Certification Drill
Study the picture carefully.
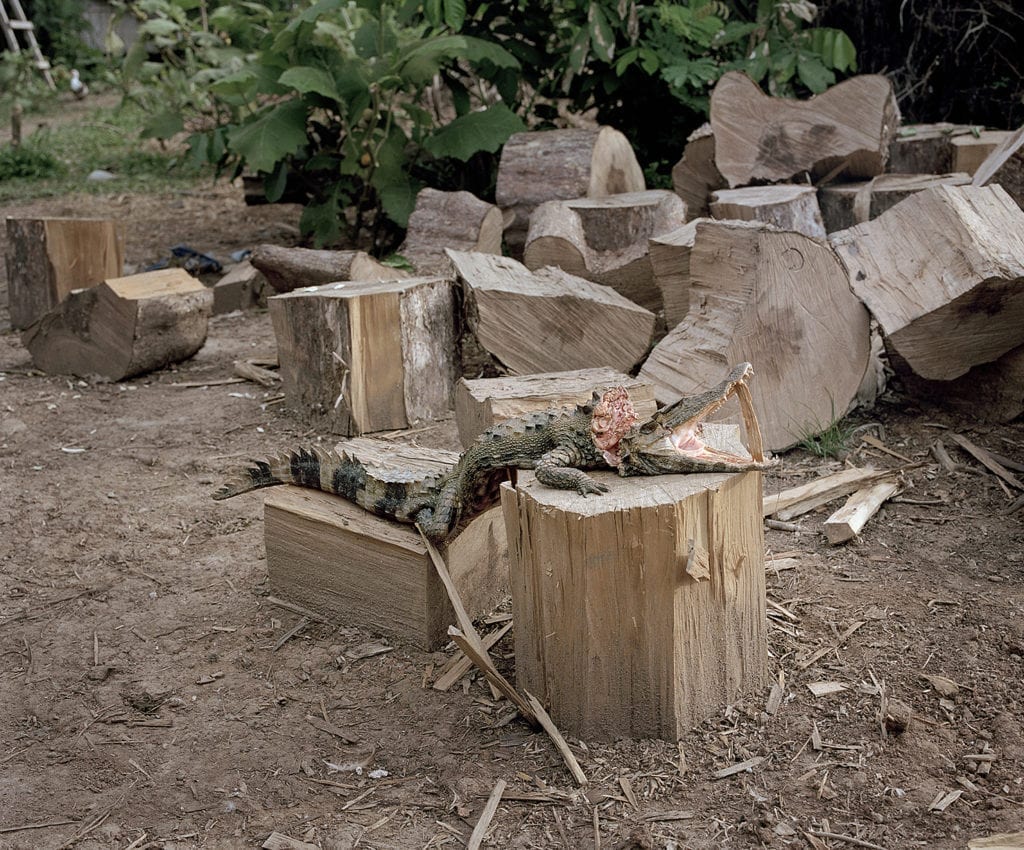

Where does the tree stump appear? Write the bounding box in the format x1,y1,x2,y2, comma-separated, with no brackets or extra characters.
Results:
5,217,125,330
264,439,509,650
447,250,655,376
831,184,1024,381
454,368,658,448
269,277,456,435
639,219,871,451
398,188,505,275
709,184,826,238
21,268,211,381
502,450,768,740
671,123,726,220
817,172,971,232
523,190,686,316
250,244,404,294
951,129,1013,175
496,126,645,255
710,71,899,187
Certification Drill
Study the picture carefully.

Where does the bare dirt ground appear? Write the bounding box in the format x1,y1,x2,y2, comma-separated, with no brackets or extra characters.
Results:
1,184,1023,850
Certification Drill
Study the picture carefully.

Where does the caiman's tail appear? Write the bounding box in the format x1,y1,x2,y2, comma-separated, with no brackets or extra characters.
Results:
212,446,368,502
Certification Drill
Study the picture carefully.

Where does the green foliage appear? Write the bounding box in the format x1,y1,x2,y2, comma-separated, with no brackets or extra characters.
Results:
0,52,59,115
23,0,99,69
0,143,66,180
795,401,856,459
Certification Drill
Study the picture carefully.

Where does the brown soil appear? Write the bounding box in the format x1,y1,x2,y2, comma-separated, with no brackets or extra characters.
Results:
1,186,1022,850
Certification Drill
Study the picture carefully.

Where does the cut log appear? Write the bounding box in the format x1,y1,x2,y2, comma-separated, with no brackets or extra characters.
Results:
264,439,508,650
823,477,902,544
831,184,1024,381
952,129,1013,175
454,368,658,449
971,125,1024,209
639,219,871,451
887,123,978,175
250,244,405,294
269,277,456,434
671,123,726,220
21,268,211,381
496,126,645,256
5,216,125,330
710,71,899,187
212,259,267,314
709,184,826,238
523,190,686,316
502,451,768,740
817,172,971,232
398,188,505,276
447,250,655,376
648,220,699,331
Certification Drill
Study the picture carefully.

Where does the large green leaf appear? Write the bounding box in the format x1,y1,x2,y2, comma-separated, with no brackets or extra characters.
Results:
588,4,615,63
443,0,467,31
279,65,341,100
377,179,421,228
423,102,525,162
227,100,308,174
141,109,185,140
795,52,835,93
300,194,342,246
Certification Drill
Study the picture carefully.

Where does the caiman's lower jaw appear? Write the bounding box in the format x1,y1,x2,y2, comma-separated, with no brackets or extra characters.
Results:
665,421,757,467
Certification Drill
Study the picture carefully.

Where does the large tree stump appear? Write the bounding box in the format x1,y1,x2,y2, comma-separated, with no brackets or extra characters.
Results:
496,126,645,255
671,123,726,220
269,277,456,434
831,184,1024,381
264,439,508,650
709,184,826,238
447,250,655,376
710,72,899,187
951,129,1013,175
502,451,768,740
21,269,211,381
250,244,404,294
817,172,971,232
5,217,125,330
523,190,686,316
397,188,505,276
454,368,658,448
639,219,871,451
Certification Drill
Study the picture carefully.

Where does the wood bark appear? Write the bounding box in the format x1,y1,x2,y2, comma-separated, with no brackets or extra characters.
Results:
447,250,655,377
831,184,1024,381
502,454,767,740
250,244,404,294
710,72,899,187
5,216,125,329
21,268,211,381
817,172,971,232
398,188,505,275
212,259,267,314
951,129,1013,175
454,368,658,448
648,220,699,332
887,123,978,175
495,126,646,255
639,219,870,451
671,123,726,220
269,277,456,435
709,184,826,238
523,190,686,317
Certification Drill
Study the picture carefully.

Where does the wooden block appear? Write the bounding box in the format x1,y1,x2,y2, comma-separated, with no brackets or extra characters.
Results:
212,259,267,314
21,268,211,381
269,277,456,435
831,184,1024,381
972,125,1024,210
648,220,698,331
265,487,509,650
671,123,725,220
887,123,977,175
398,188,504,275
454,368,658,448
817,173,971,232
709,184,826,238
5,216,125,329
502,460,768,741
823,478,901,544
952,129,1013,175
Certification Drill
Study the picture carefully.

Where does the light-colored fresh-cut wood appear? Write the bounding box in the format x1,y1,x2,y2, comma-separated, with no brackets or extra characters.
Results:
887,123,978,175
269,277,455,435
398,188,505,275
823,478,902,544
709,184,826,238
447,249,654,376
818,173,971,232
21,268,211,381
5,216,125,329
523,190,686,316
649,220,699,331
671,123,725,220
496,126,645,255
971,125,1024,208
710,72,899,187
763,466,888,521
454,368,658,448
639,219,871,451
502,456,767,741
250,244,405,294
951,129,1013,175
831,184,1024,381
212,259,267,314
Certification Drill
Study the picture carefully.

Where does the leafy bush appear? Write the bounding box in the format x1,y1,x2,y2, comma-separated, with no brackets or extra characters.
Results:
0,143,66,180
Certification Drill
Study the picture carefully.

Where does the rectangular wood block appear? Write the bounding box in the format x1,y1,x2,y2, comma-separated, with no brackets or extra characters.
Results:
502,466,767,741
269,277,456,435
264,486,509,650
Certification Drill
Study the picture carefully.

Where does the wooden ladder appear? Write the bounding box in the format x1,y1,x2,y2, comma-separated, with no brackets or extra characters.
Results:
0,0,56,90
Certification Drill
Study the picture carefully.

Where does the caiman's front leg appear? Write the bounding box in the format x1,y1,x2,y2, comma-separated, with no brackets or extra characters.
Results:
535,445,608,495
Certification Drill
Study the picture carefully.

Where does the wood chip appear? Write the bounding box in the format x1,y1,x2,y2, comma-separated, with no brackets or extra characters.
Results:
929,788,963,812
640,810,695,822
466,779,506,850
921,673,960,698
764,467,888,520
712,756,764,779
797,620,866,670
433,621,513,692
968,832,1024,849
949,433,1024,491
262,832,320,850
807,681,848,697
305,714,358,744
823,477,902,544
524,692,587,787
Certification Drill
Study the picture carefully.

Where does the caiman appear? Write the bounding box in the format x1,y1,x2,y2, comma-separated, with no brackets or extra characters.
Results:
213,362,773,543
